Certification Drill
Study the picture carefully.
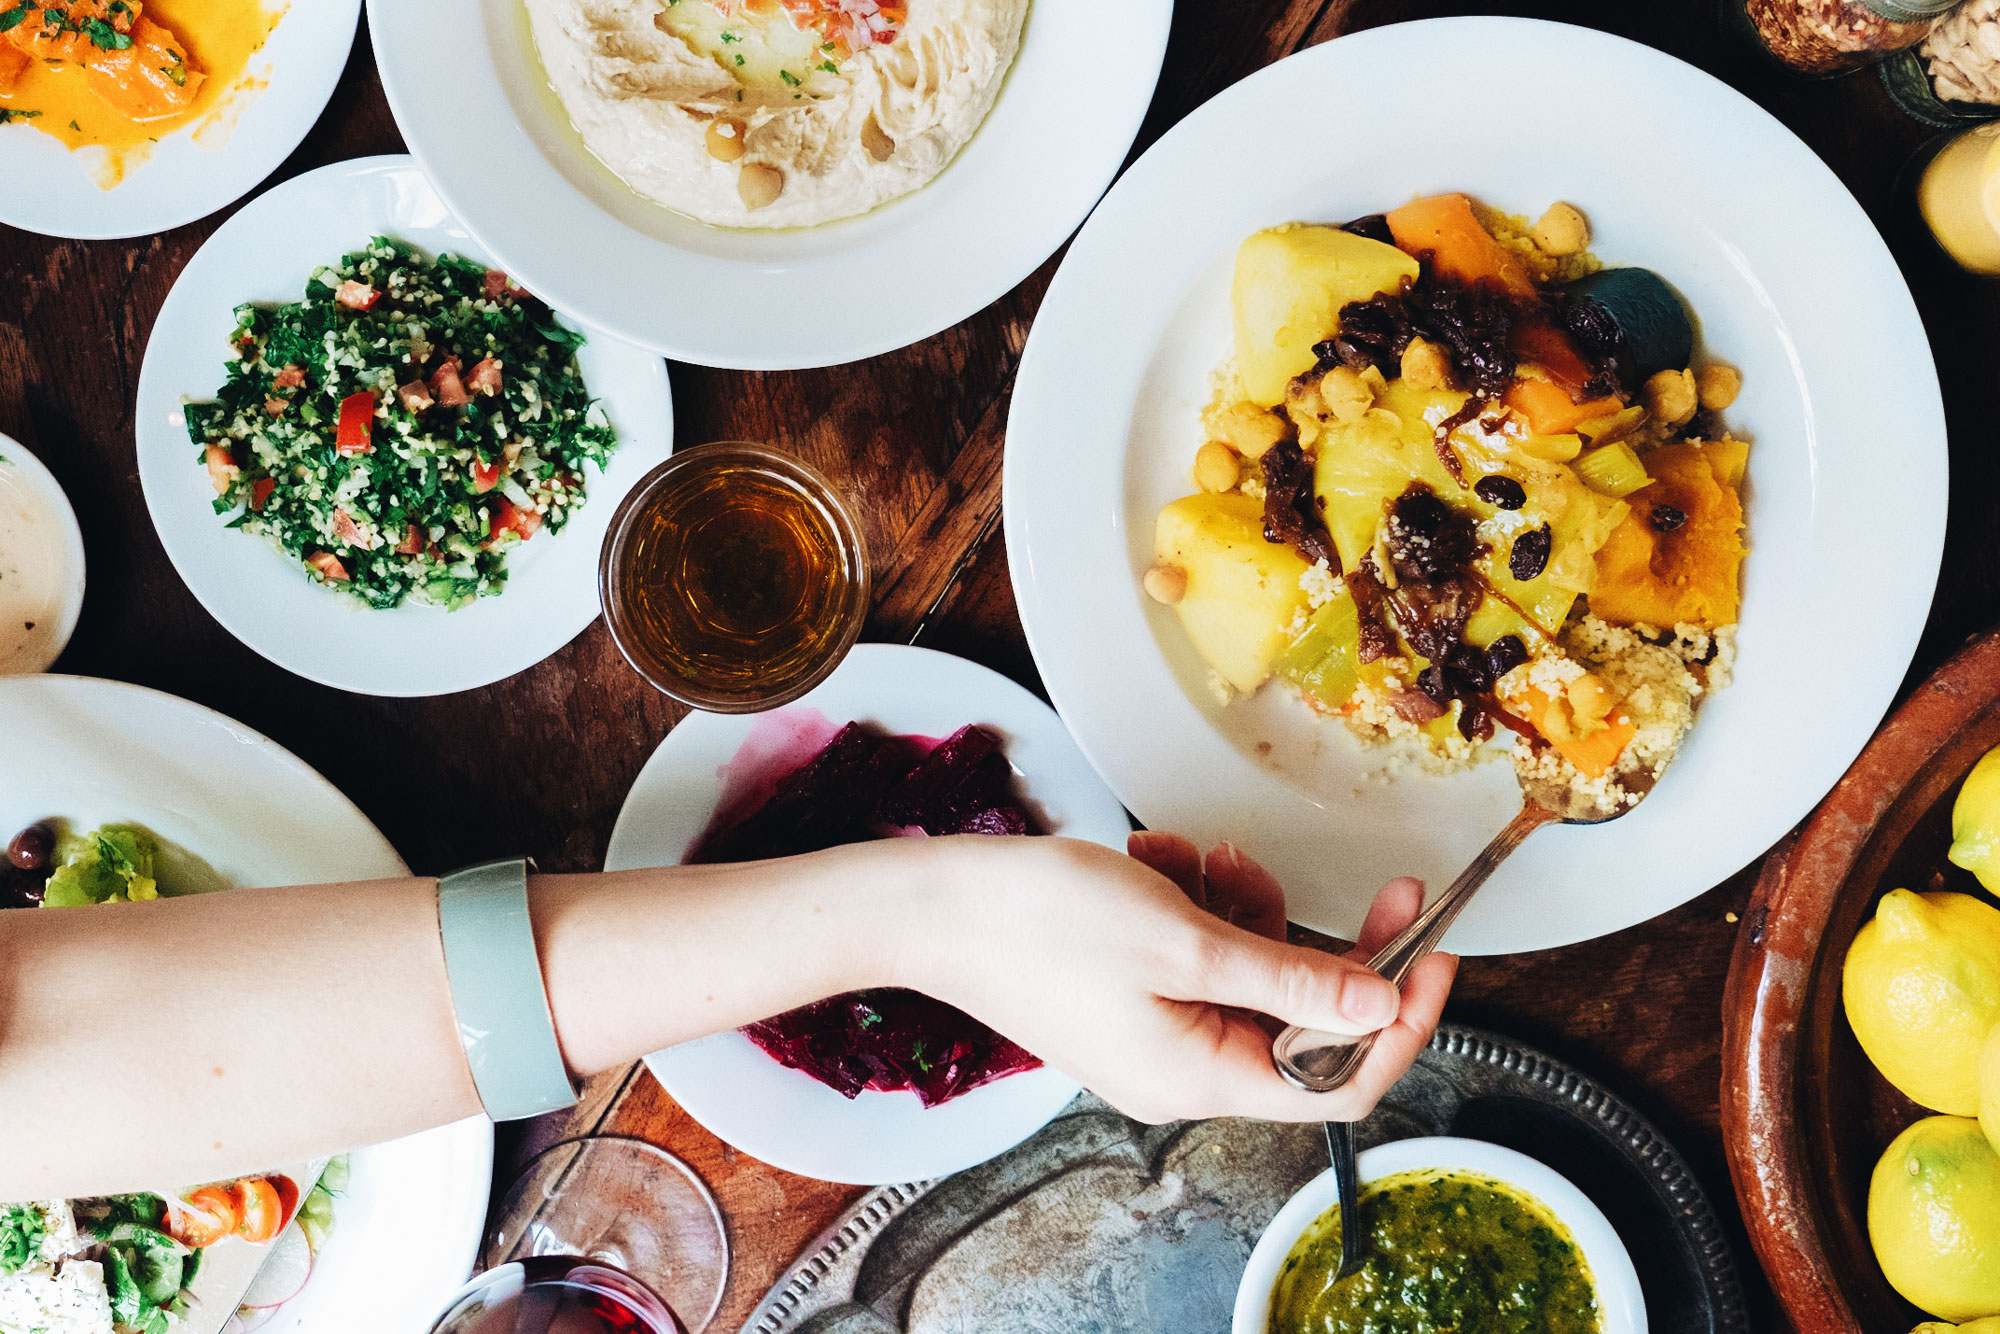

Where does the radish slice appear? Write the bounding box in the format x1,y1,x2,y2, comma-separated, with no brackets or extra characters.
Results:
232,1307,277,1332
240,1223,313,1309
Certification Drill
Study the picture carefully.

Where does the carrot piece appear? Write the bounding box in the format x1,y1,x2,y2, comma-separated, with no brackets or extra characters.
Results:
1503,376,1625,436
1386,193,1537,299
1511,318,1599,399
1507,684,1636,779
0,43,31,94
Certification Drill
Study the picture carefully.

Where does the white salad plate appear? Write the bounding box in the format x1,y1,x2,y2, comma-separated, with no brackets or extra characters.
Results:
1004,17,1948,956
1231,1137,1647,1334
0,432,87,675
0,675,492,1332
606,643,1132,1185
134,155,673,698
366,0,1172,369
0,0,361,240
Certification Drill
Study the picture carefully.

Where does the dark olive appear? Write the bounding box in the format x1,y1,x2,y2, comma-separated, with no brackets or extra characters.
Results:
7,823,53,872
1509,525,1553,581
1650,504,1688,533
1473,475,1527,510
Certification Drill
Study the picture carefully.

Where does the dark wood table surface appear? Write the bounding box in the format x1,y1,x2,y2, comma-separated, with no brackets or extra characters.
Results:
6,1,1997,1330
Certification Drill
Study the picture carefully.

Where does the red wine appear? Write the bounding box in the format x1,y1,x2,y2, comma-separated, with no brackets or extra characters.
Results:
430,1257,687,1334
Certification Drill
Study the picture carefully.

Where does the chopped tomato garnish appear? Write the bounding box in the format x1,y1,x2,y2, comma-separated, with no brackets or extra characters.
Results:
204,444,239,495
332,507,374,549
273,364,307,389
264,396,288,416
397,379,434,413
471,460,502,494
335,280,381,311
305,552,350,582
465,356,503,397
334,390,376,456
482,269,527,301
485,499,542,547
250,477,276,511
431,357,468,408
395,523,426,555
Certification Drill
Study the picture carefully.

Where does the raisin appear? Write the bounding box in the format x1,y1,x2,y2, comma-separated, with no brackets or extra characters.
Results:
1485,634,1529,682
1509,525,1553,581
1474,475,1526,510
1650,504,1688,533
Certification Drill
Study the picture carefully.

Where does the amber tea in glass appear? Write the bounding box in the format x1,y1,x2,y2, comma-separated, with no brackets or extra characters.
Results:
600,443,868,711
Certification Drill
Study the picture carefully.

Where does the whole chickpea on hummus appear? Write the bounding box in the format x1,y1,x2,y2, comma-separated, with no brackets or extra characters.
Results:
526,0,1029,228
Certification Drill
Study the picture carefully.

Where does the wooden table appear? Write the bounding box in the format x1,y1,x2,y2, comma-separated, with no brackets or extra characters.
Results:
6,1,1995,1330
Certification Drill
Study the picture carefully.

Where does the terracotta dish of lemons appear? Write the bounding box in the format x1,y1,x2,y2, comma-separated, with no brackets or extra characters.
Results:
1144,194,1747,820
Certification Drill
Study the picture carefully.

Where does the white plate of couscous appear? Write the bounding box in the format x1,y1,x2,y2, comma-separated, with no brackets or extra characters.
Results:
134,155,673,697
1004,19,1947,955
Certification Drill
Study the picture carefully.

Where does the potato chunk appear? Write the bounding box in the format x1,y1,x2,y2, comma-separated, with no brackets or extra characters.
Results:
1231,225,1419,408
1154,493,1313,695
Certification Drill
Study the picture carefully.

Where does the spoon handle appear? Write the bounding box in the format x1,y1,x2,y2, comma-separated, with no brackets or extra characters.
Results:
1327,1120,1364,1280
1271,800,1557,1093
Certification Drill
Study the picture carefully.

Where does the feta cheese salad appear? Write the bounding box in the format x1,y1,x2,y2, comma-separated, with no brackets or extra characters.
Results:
0,824,343,1334
184,239,620,610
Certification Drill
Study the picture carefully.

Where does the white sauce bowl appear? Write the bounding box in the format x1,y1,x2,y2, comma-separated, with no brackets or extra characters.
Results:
0,434,86,675
1233,1136,1648,1334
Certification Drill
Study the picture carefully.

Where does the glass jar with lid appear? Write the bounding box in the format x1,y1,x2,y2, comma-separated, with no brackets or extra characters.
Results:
1736,0,1964,76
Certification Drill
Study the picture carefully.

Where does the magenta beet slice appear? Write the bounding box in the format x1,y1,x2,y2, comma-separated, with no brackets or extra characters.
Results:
875,726,1043,836
745,988,1043,1107
690,723,923,863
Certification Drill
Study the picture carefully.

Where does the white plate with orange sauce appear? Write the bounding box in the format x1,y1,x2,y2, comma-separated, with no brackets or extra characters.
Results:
0,0,360,240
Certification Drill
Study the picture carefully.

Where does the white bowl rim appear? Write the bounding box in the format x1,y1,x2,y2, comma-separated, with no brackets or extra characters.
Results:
0,433,87,675
1232,1135,1648,1334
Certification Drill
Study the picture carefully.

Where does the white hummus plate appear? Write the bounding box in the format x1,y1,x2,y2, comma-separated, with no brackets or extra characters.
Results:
366,0,1172,369
134,155,673,698
0,0,360,240
607,644,1131,1185
1004,19,1947,955
0,675,492,1333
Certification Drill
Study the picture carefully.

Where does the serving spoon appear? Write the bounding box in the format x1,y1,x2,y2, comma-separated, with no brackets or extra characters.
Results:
1276,770,1637,1279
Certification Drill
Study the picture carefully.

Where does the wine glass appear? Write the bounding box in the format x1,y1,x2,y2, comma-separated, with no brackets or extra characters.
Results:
430,1137,729,1333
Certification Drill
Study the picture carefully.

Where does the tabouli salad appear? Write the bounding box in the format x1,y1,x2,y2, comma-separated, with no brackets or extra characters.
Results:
0,824,344,1334
184,239,619,610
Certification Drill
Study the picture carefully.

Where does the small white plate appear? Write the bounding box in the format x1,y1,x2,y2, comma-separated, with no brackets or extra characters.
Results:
0,675,492,1333
1004,17,1948,955
366,0,1172,369
0,433,86,675
0,0,360,240
606,644,1132,1185
1233,1137,1647,1334
134,155,673,698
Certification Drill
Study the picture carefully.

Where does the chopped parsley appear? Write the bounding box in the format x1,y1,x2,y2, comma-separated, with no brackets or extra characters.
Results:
82,16,131,49
818,59,838,74
718,28,738,41
67,117,79,130
0,107,41,122
734,52,743,65
0,3,26,31
778,68,800,86
0,1204,46,1277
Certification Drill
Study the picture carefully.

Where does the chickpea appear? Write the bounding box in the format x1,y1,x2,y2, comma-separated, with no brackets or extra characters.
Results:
1642,368,1698,429
1540,696,1577,744
1193,441,1241,494
737,163,785,211
705,117,748,163
1318,365,1375,424
1531,202,1591,257
860,115,896,162
1566,672,1617,724
1695,364,1742,412
1208,400,1288,458
1400,338,1455,391
1143,562,1188,605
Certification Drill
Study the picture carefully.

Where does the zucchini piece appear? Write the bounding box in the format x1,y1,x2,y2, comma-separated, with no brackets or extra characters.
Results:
1574,441,1653,498
1558,268,1694,389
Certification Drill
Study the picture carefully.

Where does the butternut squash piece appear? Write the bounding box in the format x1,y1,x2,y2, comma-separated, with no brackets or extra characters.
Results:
1385,193,1537,299
1504,375,1625,437
1505,682,1636,779
1588,441,1746,628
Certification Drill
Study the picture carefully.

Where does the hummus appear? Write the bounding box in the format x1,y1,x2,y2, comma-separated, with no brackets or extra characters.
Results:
526,0,1030,228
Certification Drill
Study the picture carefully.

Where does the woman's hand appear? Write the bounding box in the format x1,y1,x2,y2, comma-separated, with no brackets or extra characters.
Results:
906,833,1456,1124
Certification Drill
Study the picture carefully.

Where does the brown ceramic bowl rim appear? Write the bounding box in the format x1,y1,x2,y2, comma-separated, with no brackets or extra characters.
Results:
597,442,870,713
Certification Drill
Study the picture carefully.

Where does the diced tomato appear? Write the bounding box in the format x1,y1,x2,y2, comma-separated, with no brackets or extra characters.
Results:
335,280,381,311
430,357,468,408
273,364,307,389
395,523,426,555
204,445,239,495
486,499,542,547
305,552,350,582
334,390,376,456
167,1186,239,1249
250,477,276,511
465,357,503,397
483,268,525,301
471,460,502,494
234,1177,283,1244
265,396,288,416
397,380,434,413
270,1175,301,1229
332,507,373,548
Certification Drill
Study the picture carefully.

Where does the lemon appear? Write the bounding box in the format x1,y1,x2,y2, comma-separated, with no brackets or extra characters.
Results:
1914,1322,2000,1334
1953,745,2000,893
1845,890,2000,1115
1871,1116,2000,1321
1982,1024,2000,1159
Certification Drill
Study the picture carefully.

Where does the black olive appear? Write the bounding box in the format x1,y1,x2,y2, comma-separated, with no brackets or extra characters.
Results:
1341,214,1394,244
7,823,52,872
1509,525,1553,581
1650,504,1688,533
1473,475,1527,510
1485,635,1529,681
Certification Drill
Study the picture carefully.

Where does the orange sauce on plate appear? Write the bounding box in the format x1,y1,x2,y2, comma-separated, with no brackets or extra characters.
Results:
0,0,283,187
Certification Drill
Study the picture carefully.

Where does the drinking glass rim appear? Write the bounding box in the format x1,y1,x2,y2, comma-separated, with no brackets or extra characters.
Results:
597,441,871,714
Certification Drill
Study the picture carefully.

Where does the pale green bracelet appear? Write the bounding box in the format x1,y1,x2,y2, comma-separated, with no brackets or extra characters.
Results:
436,858,578,1121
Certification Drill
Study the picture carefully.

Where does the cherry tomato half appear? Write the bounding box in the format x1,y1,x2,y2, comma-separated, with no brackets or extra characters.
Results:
168,1186,239,1248
234,1177,283,1244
